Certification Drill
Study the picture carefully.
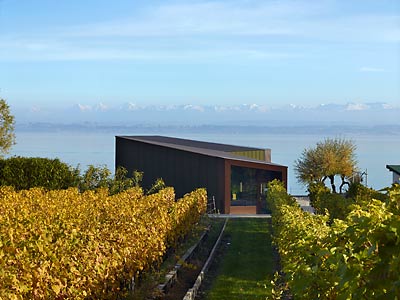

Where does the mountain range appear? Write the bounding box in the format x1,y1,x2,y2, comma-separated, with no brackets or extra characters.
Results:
14,101,400,128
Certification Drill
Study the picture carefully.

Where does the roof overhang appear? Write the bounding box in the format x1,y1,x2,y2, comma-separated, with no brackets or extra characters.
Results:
386,165,400,176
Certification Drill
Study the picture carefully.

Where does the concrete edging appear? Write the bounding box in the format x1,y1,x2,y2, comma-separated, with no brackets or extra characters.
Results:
182,218,228,300
157,226,210,295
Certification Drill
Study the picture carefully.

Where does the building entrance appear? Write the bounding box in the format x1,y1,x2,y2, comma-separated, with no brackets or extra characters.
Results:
230,166,270,214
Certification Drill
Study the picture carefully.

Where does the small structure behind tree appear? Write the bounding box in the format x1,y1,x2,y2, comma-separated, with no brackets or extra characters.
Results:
386,165,400,185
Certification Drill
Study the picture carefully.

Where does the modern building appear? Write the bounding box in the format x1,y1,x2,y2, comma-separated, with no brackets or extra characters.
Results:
115,136,287,214
386,165,400,185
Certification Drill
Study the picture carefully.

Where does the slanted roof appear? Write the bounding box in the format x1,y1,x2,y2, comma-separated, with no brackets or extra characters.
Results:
386,165,400,175
117,135,284,167
123,135,264,152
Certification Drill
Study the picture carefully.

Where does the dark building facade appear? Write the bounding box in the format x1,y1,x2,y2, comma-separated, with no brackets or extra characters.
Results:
115,136,287,214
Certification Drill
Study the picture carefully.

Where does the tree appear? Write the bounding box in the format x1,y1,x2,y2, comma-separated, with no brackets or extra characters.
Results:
0,99,16,156
78,165,143,194
294,138,357,193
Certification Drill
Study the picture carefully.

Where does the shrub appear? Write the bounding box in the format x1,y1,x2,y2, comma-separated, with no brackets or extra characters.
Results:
0,157,142,195
0,156,79,190
78,165,143,195
315,192,354,221
310,182,388,221
78,164,111,191
347,182,388,203
308,182,330,208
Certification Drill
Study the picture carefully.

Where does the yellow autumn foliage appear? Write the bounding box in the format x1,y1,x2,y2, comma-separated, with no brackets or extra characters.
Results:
0,186,207,299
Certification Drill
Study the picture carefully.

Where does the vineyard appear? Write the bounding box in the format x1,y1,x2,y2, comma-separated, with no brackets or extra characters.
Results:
0,186,207,299
267,180,400,299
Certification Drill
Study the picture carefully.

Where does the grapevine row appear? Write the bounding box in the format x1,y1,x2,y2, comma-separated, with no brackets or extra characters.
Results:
0,186,207,299
267,180,400,299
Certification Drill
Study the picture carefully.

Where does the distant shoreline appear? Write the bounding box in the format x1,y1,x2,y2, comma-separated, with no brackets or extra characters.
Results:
15,122,400,136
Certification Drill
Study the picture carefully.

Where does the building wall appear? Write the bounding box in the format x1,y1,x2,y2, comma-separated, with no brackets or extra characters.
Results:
116,137,287,214
393,173,400,184
231,149,271,162
115,137,226,211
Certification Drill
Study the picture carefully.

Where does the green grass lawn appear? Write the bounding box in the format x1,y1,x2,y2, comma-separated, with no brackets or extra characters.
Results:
204,218,274,300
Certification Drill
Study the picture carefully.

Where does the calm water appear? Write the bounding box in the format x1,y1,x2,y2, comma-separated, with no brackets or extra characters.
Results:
9,130,399,195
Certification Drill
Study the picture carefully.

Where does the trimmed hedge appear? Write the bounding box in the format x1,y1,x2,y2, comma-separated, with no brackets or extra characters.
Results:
0,157,79,190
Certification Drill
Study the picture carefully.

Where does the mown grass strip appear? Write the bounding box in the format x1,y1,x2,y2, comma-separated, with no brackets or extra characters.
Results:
204,218,274,300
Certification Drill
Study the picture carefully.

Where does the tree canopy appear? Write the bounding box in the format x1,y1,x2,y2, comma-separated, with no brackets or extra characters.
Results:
294,138,357,193
0,99,15,156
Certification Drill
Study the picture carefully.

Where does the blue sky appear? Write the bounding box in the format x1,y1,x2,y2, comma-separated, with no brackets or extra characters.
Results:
1,0,399,110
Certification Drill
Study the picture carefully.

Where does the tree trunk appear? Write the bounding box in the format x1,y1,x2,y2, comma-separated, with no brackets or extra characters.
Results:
339,175,350,194
329,175,336,193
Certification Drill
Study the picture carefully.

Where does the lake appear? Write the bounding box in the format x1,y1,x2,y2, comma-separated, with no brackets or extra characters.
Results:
9,129,399,195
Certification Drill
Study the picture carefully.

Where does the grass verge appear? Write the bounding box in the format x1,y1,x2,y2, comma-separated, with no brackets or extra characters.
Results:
201,218,274,300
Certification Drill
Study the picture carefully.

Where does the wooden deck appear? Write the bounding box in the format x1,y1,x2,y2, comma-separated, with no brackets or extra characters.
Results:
229,205,257,215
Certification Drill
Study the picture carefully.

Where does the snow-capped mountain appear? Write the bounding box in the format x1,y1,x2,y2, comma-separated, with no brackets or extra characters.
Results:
12,101,400,127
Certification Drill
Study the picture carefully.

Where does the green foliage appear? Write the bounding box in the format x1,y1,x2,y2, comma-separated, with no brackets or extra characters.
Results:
0,157,142,195
0,99,16,156
79,164,110,191
78,165,144,195
319,138,357,179
309,182,353,221
308,182,330,207
294,138,357,193
385,183,400,214
108,167,143,195
266,179,298,212
310,182,388,222
0,156,79,190
268,180,334,298
294,145,325,184
267,181,400,299
77,165,143,194
332,196,400,299
146,178,166,195
347,182,388,203
315,193,354,222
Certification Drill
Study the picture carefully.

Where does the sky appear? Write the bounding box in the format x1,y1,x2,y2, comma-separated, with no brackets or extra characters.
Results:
0,0,399,111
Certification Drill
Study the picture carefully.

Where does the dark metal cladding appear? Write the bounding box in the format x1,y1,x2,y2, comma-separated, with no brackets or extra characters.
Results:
115,135,287,214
